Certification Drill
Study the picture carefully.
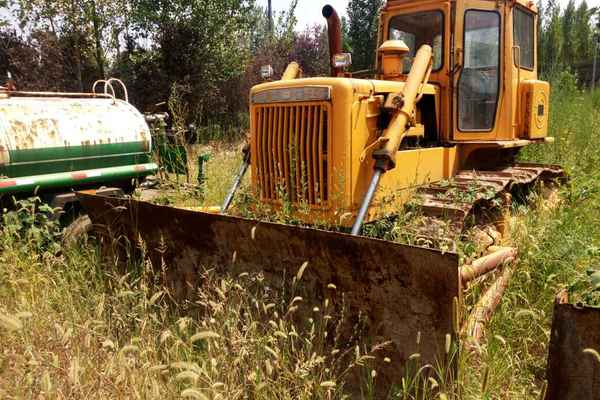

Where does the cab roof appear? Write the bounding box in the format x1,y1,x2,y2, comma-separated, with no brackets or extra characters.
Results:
384,0,537,11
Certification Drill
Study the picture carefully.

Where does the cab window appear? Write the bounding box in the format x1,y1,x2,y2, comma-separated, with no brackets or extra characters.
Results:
388,11,444,73
458,10,501,131
514,7,535,69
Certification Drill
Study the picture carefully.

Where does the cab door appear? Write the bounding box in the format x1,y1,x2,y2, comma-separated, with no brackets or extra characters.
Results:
453,0,505,141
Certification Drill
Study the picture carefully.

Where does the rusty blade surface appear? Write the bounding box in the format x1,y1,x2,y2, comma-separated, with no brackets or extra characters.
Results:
546,290,600,400
79,193,460,394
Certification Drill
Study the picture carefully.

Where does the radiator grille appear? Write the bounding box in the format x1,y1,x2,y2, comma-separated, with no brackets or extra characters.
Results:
254,102,330,206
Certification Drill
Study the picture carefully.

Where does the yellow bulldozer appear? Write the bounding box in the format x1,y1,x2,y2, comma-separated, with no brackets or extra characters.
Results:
80,0,565,393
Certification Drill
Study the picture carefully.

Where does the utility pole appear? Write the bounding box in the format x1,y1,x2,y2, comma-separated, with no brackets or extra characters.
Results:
267,0,273,35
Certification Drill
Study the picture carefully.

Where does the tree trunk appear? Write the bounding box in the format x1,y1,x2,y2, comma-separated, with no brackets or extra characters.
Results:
69,0,84,91
75,38,83,92
90,0,105,78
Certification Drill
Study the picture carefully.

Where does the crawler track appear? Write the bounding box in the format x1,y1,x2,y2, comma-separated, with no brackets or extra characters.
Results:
415,162,567,230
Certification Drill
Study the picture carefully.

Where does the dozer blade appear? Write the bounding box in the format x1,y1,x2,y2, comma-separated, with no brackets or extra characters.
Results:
78,193,460,394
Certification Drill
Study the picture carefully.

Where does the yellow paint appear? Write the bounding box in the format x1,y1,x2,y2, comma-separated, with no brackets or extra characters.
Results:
247,0,552,227
281,62,302,81
519,80,550,139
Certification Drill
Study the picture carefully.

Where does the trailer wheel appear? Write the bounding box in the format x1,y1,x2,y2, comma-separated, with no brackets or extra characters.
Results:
62,214,93,248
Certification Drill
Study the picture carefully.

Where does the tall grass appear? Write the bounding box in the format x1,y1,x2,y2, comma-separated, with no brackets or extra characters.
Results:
460,79,600,398
0,202,371,399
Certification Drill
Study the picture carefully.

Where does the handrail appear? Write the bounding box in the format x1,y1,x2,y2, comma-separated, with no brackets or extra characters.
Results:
92,79,105,96
513,45,521,129
92,78,130,104
106,78,129,103
93,79,116,103
0,90,112,99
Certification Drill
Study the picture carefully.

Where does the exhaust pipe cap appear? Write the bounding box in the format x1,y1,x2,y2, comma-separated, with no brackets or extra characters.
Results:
322,5,334,18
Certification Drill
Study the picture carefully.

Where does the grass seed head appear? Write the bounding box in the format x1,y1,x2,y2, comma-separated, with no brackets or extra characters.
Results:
181,388,209,400
0,313,23,332
583,348,600,363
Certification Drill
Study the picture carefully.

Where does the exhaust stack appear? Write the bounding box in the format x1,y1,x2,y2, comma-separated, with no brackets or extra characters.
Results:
322,5,343,77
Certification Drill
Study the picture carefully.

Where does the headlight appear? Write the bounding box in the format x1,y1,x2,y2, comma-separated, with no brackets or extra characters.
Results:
333,53,352,69
260,65,274,80
252,86,331,104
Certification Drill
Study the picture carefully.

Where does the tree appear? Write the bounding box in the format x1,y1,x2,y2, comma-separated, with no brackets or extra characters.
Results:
9,0,114,89
574,0,593,65
130,0,258,126
346,0,383,71
541,0,563,76
561,0,576,66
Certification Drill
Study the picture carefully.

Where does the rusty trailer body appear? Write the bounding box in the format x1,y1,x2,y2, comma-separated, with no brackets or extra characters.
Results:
546,291,600,400
0,89,157,197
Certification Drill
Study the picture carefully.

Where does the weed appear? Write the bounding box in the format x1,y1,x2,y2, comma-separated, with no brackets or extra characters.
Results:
0,197,61,255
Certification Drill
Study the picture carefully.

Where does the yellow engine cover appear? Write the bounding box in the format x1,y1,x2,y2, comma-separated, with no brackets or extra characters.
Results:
520,80,550,139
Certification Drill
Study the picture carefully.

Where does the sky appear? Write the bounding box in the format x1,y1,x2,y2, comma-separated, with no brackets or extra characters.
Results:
256,0,350,29
258,0,600,30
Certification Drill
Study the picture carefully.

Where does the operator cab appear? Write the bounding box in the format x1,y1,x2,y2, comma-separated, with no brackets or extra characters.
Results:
388,11,443,76
379,0,546,145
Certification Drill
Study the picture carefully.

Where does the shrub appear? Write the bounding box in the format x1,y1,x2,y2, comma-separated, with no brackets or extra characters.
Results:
1,197,61,255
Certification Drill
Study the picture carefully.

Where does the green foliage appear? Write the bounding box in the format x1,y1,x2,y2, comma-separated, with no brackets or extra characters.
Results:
569,263,600,307
561,0,576,66
1,0,329,138
347,0,383,71
592,89,600,108
477,82,600,398
539,0,598,85
540,0,563,77
547,68,579,93
574,0,593,64
1,198,61,255
132,0,257,128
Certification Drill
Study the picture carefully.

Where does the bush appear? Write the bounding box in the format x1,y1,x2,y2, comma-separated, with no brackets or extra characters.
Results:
592,89,600,110
1,198,61,255
548,69,579,95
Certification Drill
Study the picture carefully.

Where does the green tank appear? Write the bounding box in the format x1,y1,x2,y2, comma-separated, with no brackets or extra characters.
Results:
0,88,157,197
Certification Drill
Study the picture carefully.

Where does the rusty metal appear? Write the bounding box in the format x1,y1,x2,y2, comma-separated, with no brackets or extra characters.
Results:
460,247,517,286
0,88,155,195
416,163,567,229
79,193,460,396
322,5,343,77
546,290,600,400
463,262,514,345
221,145,251,213
93,78,129,103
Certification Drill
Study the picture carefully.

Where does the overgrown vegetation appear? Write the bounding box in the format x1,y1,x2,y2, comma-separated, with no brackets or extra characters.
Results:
458,75,600,398
0,199,373,399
